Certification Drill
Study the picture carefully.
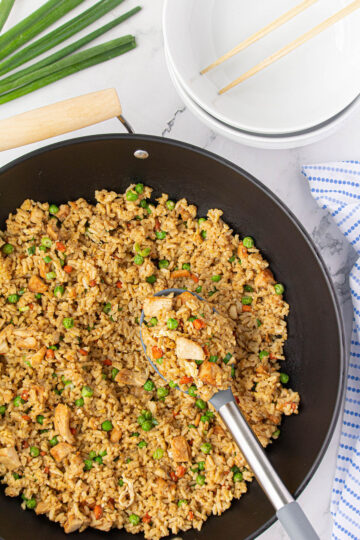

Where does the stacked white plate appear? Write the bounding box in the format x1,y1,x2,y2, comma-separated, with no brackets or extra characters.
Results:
163,0,360,149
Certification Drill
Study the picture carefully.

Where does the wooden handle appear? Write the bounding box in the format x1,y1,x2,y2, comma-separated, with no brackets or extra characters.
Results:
219,0,360,94
0,88,122,151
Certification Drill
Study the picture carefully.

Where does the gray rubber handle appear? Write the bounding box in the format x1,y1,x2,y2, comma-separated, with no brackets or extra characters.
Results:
277,502,319,540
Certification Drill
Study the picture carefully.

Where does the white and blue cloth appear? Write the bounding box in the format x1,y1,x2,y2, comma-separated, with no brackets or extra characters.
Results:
302,161,360,540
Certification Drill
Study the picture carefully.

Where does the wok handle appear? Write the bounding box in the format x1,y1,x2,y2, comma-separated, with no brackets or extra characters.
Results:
0,88,122,152
218,401,319,540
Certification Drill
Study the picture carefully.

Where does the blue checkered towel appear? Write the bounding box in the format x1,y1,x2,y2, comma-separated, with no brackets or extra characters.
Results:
302,161,360,540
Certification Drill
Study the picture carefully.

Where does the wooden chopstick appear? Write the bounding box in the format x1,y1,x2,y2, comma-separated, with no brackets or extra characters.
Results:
219,0,360,94
200,0,319,75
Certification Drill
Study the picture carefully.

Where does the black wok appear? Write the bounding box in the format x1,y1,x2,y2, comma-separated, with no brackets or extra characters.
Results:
0,117,345,540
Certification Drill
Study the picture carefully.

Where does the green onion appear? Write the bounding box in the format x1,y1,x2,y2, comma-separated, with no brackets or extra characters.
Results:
0,36,136,105
41,237,52,248
166,200,175,210
0,0,15,33
195,286,202,293
111,367,119,380
27,246,36,255
146,274,156,284
36,415,44,425
7,294,19,303
54,285,64,297
13,396,24,407
43,255,52,263
138,440,147,448
46,271,56,280
63,317,74,329
243,237,254,248
103,302,111,314
195,399,206,410
196,474,205,486
75,397,84,407
272,429,281,439
200,443,212,454
155,230,166,240
153,448,164,460
274,283,285,295
0,405,6,415
209,355,218,363
223,353,232,364
259,350,269,360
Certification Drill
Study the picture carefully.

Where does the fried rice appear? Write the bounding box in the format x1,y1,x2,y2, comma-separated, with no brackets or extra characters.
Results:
0,183,300,538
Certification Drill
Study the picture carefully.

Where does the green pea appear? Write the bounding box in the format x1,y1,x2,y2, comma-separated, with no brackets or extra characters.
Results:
140,199,149,209
200,443,212,454
30,446,40,457
242,237,254,248
280,372,289,384
178,499,188,506
75,398,84,407
259,350,269,360
195,399,207,410
118,478,124,486
233,471,243,482
256,318,262,327
167,318,178,330
111,367,119,380
135,183,144,194
89,450,97,460
94,456,103,464
209,355,218,363
200,230,207,240
168,380,177,388
146,275,157,284
2,243,14,255
84,459,93,470
138,440,147,448
141,420,153,432
166,200,175,210
54,285,64,297
188,385,197,397
103,302,111,314
27,246,36,255
158,259,169,269
101,420,113,432
81,385,93,397
241,296,253,305
156,231,166,240
36,415,44,425
63,317,74,329
211,275,221,282
13,396,24,407
195,286,202,293
26,498,37,509
134,254,144,265
198,218,206,225
196,474,205,486
49,436,58,447
182,263,191,270
7,294,19,304
143,380,155,392
274,283,285,295
35,293,42,299
273,429,281,439
223,353,232,364
197,461,205,471
49,204,59,215
157,387,169,398
126,190,138,202
148,317,158,327
153,448,164,460
129,514,140,525
43,255,52,263
41,237,52,248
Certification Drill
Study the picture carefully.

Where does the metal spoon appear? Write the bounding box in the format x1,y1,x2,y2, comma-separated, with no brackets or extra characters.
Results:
140,289,318,540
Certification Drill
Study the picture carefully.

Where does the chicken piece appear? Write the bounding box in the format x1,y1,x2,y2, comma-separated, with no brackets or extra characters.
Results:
64,515,84,534
175,337,204,361
28,275,48,293
68,454,84,476
50,442,74,462
35,501,52,515
54,404,75,444
254,269,275,289
115,369,147,387
0,325,11,354
199,361,222,387
16,336,37,349
39,260,50,279
92,519,112,532
29,346,47,368
154,477,176,500
212,425,225,437
143,296,173,317
30,206,44,223
110,428,122,444
170,436,190,462
177,291,194,305
0,447,20,470
46,220,59,241
56,204,70,222
118,477,135,509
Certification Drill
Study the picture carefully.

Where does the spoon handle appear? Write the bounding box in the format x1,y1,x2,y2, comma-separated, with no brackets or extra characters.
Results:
219,400,319,540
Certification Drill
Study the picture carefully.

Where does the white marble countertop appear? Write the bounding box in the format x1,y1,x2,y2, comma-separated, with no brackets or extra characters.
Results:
0,1,359,538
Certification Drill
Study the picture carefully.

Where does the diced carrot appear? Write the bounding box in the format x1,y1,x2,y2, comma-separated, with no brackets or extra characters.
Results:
103,358,112,366
89,280,97,287
269,353,276,360
116,281,122,289
291,403,297,411
21,390,29,401
154,218,161,232
21,415,31,422
193,318,206,330
64,265,73,274
188,511,194,520
44,466,50,474
171,270,191,279
238,245,248,258
93,505,103,520
46,349,55,359
176,465,186,478
179,376,193,385
152,346,163,360
70,427,77,436
79,349,88,356
40,451,46,456
169,471,178,482
28,303,34,310
190,273,199,283
242,305,252,312
142,513,151,524
55,241,66,252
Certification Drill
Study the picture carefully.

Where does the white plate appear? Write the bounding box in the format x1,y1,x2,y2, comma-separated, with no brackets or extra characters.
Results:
163,0,360,135
165,48,360,149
